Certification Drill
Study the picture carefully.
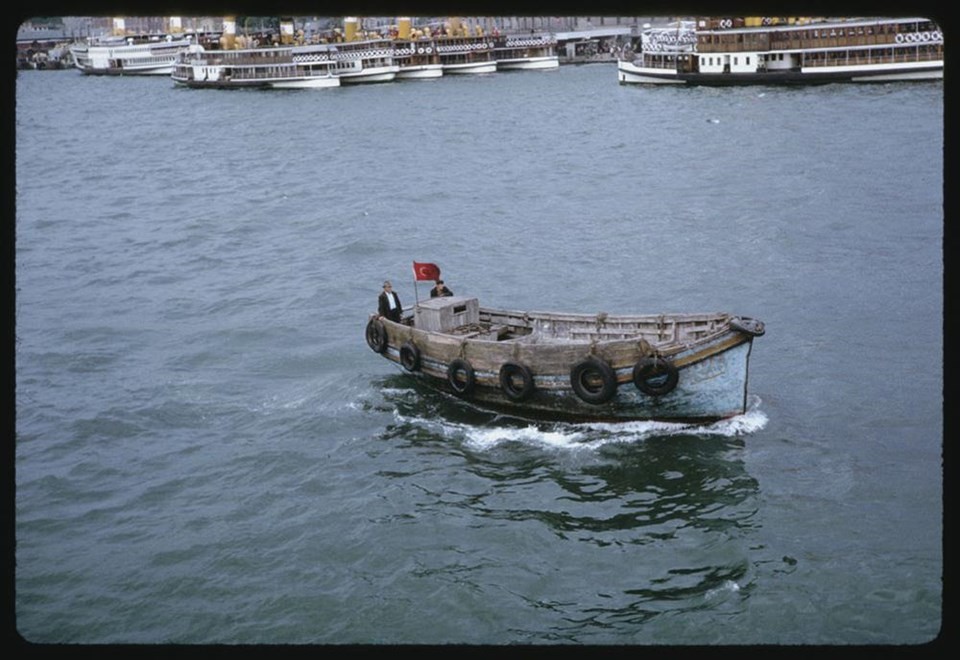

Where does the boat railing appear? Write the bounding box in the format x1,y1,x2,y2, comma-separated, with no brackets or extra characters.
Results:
802,44,943,67
478,308,729,345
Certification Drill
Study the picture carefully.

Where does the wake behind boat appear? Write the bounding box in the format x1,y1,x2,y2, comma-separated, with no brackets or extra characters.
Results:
366,291,764,423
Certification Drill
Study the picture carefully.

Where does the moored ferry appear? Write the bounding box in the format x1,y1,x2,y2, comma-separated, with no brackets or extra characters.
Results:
171,44,339,89
436,35,497,74
393,39,443,79
70,34,201,75
493,33,560,70
392,16,443,79
617,16,943,85
330,39,400,83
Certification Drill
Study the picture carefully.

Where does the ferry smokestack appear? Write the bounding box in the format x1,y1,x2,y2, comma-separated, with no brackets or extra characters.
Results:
221,16,236,49
280,17,294,44
344,17,358,42
398,17,411,40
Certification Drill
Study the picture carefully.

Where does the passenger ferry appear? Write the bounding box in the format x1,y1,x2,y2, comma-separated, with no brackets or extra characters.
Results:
617,16,943,85
492,33,560,70
70,34,201,75
171,44,339,89
435,35,497,74
330,39,400,84
391,17,443,79
393,38,443,79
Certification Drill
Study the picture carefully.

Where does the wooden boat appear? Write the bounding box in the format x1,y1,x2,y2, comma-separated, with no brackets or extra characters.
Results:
366,295,764,422
493,33,560,70
617,16,943,85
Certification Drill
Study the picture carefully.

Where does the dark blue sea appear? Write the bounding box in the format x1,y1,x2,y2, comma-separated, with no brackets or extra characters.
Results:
14,63,943,645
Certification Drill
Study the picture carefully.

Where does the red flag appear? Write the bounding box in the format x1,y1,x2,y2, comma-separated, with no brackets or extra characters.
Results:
412,261,441,281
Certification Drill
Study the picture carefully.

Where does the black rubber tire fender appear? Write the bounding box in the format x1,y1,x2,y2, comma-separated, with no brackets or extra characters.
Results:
365,318,388,353
570,358,617,404
447,358,476,396
399,341,421,372
498,362,535,401
632,356,679,396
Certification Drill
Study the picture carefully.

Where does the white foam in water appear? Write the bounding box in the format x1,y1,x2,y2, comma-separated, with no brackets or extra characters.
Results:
388,396,767,452
466,425,588,450
706,580,742,599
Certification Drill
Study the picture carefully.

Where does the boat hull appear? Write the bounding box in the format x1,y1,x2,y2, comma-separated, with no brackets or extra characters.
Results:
442,61,497,74
618,58,943,85
497,57,560,70
337,65,399,84
367,306,761,423
387,338,753,423
77,64,176,75
268,77,341,89
396,64,443,79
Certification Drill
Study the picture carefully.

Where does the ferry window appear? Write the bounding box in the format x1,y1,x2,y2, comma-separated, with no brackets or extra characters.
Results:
746,56,750,65
734,56,738,65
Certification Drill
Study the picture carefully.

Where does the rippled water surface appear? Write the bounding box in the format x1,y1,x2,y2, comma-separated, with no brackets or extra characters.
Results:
15,65,942,645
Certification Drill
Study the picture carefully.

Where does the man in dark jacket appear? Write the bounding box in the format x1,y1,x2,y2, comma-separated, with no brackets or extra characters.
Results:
378,281,402,322
430,279,453,298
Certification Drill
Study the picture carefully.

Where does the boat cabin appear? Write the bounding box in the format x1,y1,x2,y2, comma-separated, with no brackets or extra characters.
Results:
414,295,479,332
412,296,514,340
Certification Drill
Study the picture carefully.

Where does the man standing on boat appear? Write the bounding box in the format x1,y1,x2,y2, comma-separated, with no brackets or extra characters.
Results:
430,280,453,298
378,281,402,323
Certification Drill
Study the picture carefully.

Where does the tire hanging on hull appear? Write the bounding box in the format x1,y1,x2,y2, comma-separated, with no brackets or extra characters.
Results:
499,362,535,401
400,342,421,371
632,356,679,396
447,358,476,396
365,318,388,353
570,358,617,404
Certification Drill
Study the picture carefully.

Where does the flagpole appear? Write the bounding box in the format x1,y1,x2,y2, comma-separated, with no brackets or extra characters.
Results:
412,262,420,311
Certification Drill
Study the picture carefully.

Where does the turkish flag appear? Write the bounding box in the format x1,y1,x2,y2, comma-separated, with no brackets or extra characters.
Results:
413,261,441,281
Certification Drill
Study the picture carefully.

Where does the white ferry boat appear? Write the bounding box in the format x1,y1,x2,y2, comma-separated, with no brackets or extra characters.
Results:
171,44,339,89
331,39,400,84
393,39,443,79
70,35,200,75
493,33,560,70
389,17,443,79
436,35,497,74
617,16,943,85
